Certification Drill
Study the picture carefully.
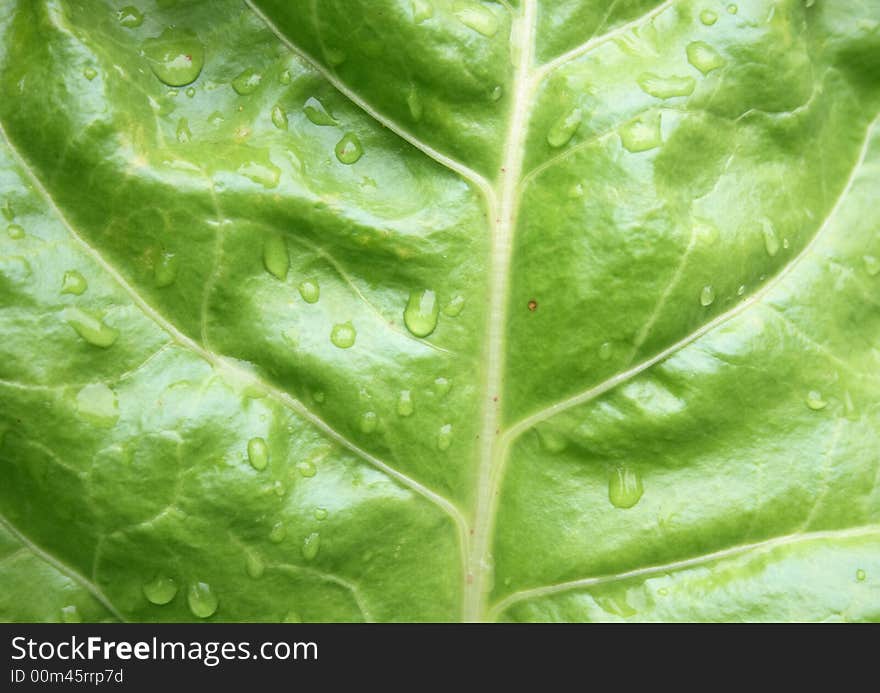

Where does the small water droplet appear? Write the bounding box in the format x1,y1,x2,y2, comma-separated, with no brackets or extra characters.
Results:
437,424,453,451
856,568,867,582
263,233,289,280
314,507,328,520
700,285,715,307
360,411,378,433
619,112,662,152
75,383,119,427
1,199,14,221
279,69,291,85
6,223,24,239
154,252,177,287
117,6,144,28
453,0,498,36
61,269,87,295
536,426,567,453
335,133,363,165
490,85,503,101
864,255,880,276
806,390,827,410
273,480,285,497
143,575,178,605
303,96,337,126
302,532,320,560
687,41,725,74
61,605,82,623
546,107,582,148
761,219,780,256
412,0,434,23
247,437,269,471
783,238,790,250
269,522,287,543
83,66,97,81
187,582,218,618
397,390,414,417
245,553,264,579
443,295,465,317
609,465,644,509
737,284,746,296
727,4,738,14
64,307,118,348
407,87,423,121
433,377,451,397
599,341,613,360
237,160,281,189
637,73,696,99
271,104,288,130
232,68,262,95
403,289,439,337
298,279,320,303
142,28,205,87
297,460,317,477
700,9,718,25
185,86,196,97
175,117,191,144
330,322,356,348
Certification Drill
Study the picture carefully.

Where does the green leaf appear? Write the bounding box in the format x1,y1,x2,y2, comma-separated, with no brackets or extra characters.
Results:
1,0,878,622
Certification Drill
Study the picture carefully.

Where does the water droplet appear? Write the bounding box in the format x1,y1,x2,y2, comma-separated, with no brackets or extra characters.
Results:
143,575,178,605
546,107,582,148
761,219,780,257
303,97,337,126
61,270,87,295
187,581,218,618
330,322,356,348
491,85,503,101
619,112,662,152
263,233,289,280
412,0,434,23
433,377,451,397
273,480,285,497
83,66,98,81
185,86,196,97
282,610,301,623
436,424,453,451
117,6,144,28
6,223,24,239
142,28,205,87
314,507,328,520
297,279,320,304
453,0,499,36
154,252,177,287
360,411,378,433
397,390,414,417
335,133,363,165
727,4,738,14
700,9,718,25
269,522,287,543
247,437,269,471
609,465,644,509
403,289,439,337
700,285,715,307
864,255,880,276
686,41,725,74
637,73,696,99
407,87,423,121
237,160,281,189
232,68,262,95
737,284,746,296
806,390,827,410
537,426,566,453
1,200,14,221
297,460,317,477
64,307,118,348
175,117,191,144
245,553,264,579
271,104,288,130
302,532,320,560
443,295,465,317
61,605,82,623
75,383,119,427
599,341,613,361
856,568,867,581
279,69,291,85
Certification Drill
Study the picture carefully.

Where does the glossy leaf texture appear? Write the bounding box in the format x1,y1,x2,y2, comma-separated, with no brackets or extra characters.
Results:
0,0,878,622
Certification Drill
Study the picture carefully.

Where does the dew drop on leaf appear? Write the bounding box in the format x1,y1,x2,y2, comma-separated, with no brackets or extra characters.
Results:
61,605,82,623
303,97,337,126
83,67,97,81
433,376,451,397
637,74,695,99
187,582,218,618
269,522,287,543
806,391,827,410
360,411,378,433
443,295,465,317
61,269,87,295
437,424,453,451
154,252,178,288
263,233,289,280
397,390,414,417
297,460,317,477
142,28,205,87
245,553,264,579
686,41,725,74
335,133,363,165
6,223,24,239
856,569,867,581
64,307,118,348
237,160,281,189
185,86,196,97
700,9,718,25
314,507,328,521
143,575,178,605
298,279,320,303
231,68,262,95
302,532,321,560
609,466,644,509
762,219,780,256
598,341,613,361
330,322,356,348
75,383,119,427
247,437,269,471
404,289,439,337
619,112,662,152
407,87,423,121
271,104,288,130
546,107,582,148
727,4,738,14
453,1,499,36
175,117,191,144
117,6,144,28
700,285,716,307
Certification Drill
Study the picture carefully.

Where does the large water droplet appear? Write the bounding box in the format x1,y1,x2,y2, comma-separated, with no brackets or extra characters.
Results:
863,255,879,276
238,160,281,189
142,28,205,87
403,289,439,337
397,390,414,417
269,522,287,543
412,0,434,23
437,424,453,451
700,9,718,25
546,107,582,148
247,437,269,471
263,233,289,280
143,575,178,605
700,285,716,307
620,113,662,152
232,68,262,95
330,322,356,348
61,270,87,295
245,553,265,579
761,219,780,257
335,133,363,165
302,532,320,560
187,582,218,618
686,41,725,74
609,466,643,509
637,73,696,99
360,411,378,433
61,605,82,623
443,295,465,317
117,6,144,28
154,252,178,288
75,383,119,427
806,390,827,410
297,460,317,477
64,307,118,348
271,104,288,130
453,1,499,36
303,97,337,126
